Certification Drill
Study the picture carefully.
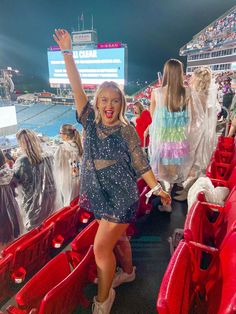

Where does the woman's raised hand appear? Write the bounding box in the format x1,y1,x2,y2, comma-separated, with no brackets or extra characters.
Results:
53,29,72,51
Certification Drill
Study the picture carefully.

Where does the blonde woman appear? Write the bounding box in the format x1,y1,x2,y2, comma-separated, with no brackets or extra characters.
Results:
14,129,56,230
53,29,171,314
54,124,83,206
175,67,219,201
149,59,192,210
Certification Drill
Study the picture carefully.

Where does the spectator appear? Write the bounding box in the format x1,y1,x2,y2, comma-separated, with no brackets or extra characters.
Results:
149,59,192,211
4,151,15,169
133,101,152,149
54,124,83,206
14,129,56,230
0,149,20,250
175,67,219,201
53,29,171,314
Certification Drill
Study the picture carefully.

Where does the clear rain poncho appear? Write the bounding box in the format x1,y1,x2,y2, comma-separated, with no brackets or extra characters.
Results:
13,153,56,230
187,83,219,177
0,164,20,244
54,141,81,206
149,85,219,184
149,87,191,184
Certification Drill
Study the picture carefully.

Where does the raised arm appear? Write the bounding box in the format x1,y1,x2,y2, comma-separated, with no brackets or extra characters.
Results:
53,29,88,116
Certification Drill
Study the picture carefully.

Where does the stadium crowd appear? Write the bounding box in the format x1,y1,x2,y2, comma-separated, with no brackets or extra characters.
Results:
181,9,236,52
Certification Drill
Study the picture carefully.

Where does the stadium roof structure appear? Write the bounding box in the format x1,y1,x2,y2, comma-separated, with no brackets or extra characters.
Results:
180,5,236,56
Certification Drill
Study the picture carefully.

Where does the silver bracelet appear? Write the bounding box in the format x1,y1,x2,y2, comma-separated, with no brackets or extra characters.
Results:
145,183,163,204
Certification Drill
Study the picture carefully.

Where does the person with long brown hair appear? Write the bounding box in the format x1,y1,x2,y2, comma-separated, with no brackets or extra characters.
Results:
53,29,171,314
149,59,192,211
54,124,83,206
13,129,56,230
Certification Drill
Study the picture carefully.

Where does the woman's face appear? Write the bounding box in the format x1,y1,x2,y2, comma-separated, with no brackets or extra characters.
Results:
60,131,69,141
97,88,122,126
133,105,140,115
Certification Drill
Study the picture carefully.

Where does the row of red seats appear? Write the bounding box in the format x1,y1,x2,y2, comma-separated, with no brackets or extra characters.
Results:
157,136,236,313
6,221,99,314
206,136,236,181
0,201,93,304
3,178,154,313
1,178,153,312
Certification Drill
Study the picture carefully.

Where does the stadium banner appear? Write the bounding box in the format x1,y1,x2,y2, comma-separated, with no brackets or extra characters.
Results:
48,47,126,86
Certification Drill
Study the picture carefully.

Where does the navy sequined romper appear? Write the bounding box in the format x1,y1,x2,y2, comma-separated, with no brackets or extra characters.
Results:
77,102,151,224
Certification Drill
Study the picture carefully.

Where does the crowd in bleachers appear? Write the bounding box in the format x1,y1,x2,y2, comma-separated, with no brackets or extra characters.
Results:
181,8,236,52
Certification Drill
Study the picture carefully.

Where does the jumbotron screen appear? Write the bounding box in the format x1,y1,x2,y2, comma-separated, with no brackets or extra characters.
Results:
47,48,126,86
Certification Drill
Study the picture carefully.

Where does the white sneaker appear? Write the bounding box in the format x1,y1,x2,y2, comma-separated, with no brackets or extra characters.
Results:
92,288,115,314
158,205,172,212
112,266,136,288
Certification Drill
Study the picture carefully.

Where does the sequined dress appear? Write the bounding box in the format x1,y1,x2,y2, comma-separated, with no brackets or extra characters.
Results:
77,102,151,223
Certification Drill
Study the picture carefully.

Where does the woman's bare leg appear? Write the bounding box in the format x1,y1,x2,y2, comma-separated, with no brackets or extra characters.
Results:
94,219,129,302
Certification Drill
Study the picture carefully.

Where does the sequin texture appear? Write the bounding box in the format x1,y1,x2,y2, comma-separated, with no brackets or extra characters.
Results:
77,102,151,223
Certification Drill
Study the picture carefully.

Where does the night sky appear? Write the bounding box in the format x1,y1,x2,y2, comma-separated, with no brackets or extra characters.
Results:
0,0,236,89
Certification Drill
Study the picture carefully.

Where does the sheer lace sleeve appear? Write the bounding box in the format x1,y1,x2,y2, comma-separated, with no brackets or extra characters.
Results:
76,101,95,129
122,124,151,178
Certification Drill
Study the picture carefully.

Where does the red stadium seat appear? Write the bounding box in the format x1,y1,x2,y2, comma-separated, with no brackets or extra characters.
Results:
70,195,80,208
184,185,236,248
214,149,234,164
70,196,94,224
158,225,236,314
217,136,235,153
7,247,94,314
1,225,54,284
206,160,232,181
210,166,236,190
70,220,98,257
0,253,13,302
157,240,218,314
70,220,98,283
42,206,79,248
206,225,236,314
157,241,192,314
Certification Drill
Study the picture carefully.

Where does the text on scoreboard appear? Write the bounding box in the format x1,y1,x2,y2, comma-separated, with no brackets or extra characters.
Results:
48,47,126,85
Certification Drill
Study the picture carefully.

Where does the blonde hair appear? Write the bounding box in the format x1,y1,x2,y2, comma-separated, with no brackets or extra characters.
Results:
93,81,129,125
16,129,43,165
192,67,212,93
162,59,186,112
60,124,83,156
133,101,144,116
